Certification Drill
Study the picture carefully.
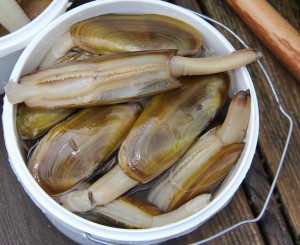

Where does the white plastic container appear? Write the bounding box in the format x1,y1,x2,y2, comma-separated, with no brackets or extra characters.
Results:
2,1,259,244
0,0,69,94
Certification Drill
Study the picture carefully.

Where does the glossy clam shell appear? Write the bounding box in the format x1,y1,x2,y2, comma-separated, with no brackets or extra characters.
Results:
70,14,202,56
16,103,75,139
166,142,244,211
118,73,229,183
28,103,142,195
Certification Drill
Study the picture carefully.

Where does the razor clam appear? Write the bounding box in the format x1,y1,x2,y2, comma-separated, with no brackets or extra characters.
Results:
87,194,211,229
5,49,260,108
118,74,229,183
147,90,251,212
16,103,75,139
28,103,142,195
39,14,202,68
59,73,229,212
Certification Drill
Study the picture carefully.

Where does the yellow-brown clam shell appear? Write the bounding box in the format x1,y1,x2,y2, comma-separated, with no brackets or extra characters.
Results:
70,14,202,56
118,73,230,183
16,103,75,139
28,103,142,195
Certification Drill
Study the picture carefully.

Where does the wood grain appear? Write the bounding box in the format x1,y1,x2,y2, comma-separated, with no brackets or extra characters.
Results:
243,154,294,244
198,0,300,239
226,0,300,82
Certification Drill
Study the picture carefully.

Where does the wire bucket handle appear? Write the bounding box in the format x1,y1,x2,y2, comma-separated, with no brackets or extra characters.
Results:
188,12,294,244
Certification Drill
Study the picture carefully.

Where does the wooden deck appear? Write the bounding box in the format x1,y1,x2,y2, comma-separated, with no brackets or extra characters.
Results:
0,0,299,244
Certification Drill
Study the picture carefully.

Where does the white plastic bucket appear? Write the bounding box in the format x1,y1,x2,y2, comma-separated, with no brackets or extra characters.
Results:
0,0,70,94
2,1,259,244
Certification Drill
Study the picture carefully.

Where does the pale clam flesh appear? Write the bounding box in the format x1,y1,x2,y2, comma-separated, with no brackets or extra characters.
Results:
5,49,260,108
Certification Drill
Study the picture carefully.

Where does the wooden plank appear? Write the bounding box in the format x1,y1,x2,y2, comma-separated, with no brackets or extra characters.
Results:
243,154,294,244
198,0,300,239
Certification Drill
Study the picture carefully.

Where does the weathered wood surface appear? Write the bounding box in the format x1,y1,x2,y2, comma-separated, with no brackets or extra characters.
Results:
193,0,300,241
0,0,299,244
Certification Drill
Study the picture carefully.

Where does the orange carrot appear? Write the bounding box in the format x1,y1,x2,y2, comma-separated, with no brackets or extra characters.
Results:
226,0,300,82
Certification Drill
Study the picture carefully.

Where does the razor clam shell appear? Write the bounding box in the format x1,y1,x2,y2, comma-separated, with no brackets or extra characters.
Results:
28,103,142,195
118,73,229,183
70,14,202,56
166,142,244,211
16,103,76,139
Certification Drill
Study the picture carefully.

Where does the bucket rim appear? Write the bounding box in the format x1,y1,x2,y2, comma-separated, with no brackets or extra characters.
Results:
0,0,69,58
